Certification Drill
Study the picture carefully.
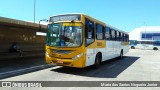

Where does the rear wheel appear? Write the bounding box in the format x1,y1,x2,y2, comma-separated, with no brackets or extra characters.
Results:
120,50,123,59
94,54,101,68
153,47,158,50
131,46,135,49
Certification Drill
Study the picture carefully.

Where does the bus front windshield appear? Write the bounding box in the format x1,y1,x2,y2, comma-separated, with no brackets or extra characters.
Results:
47,23,82,47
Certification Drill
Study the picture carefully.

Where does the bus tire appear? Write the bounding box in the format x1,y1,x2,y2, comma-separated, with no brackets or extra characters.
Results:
120,50,123,59
131,46,135,49
94,53,101,69
153,47,158,50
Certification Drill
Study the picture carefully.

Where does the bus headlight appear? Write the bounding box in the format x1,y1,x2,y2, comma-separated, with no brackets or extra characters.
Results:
72,53,83,60
46,52,50,57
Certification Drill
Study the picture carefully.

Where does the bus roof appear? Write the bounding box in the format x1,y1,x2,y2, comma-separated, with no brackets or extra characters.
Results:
106,24,128,34
49,13,128,34
49,13,105,25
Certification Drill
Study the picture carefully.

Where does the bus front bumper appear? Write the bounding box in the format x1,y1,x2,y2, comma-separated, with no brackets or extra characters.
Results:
45,54,85,68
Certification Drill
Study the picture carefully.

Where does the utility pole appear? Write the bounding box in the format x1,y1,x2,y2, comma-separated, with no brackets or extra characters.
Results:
144,22,147,49
144,22,147,40
34,0,36,23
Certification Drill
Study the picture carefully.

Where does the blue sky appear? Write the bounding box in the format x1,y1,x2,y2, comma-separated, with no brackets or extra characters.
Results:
0,0,160,32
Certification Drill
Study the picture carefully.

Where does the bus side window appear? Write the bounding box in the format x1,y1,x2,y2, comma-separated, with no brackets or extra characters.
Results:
102,26,105,40
116,31,119,41
124,34,128,42
124,34,126,41
120,33,122,41
115,30,117,41
109,29,112,40
111,30,115,40
105,27,110,40
85,18,95,46
126,34,129,42
96,24,103,40
119,32,121,41
122,33,124,41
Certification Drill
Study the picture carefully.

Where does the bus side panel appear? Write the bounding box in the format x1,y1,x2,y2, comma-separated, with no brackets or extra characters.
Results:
85,40,106,67
122,42,129,55
102,41,123,62
85,49,96,67
102,41,114,61
85,41,129,67
113,41,123,58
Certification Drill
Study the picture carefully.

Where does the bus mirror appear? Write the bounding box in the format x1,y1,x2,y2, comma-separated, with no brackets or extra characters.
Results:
39,19,48,31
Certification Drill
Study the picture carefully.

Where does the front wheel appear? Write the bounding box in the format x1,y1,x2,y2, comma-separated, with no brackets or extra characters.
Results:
94,54,101,68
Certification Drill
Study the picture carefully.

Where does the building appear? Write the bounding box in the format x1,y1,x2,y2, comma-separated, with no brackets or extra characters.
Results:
129,26,160,50
0,16,47,60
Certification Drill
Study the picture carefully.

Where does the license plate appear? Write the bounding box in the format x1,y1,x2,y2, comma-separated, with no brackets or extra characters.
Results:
57,60,63,64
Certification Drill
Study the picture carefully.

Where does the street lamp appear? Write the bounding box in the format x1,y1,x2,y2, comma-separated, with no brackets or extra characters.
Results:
34,0,36,23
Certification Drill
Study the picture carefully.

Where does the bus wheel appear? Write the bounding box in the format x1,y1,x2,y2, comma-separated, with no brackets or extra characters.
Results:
120,50,123,59
131,46,135,49
153,47,158,50
94,54,101,69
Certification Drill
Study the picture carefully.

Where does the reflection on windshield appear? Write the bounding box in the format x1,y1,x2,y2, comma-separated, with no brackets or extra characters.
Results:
47,24,82,47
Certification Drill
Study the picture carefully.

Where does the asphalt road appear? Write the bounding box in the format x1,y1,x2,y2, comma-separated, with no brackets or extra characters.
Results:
1,49,160,90
0,57,46,73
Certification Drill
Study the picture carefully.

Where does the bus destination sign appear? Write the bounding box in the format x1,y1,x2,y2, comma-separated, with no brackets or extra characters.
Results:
49,14,81,22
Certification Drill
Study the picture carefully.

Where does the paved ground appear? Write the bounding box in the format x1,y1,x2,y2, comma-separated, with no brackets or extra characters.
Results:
0,49,160,90
0,57,46,73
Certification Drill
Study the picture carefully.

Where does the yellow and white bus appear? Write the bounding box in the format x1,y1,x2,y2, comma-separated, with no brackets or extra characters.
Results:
45,13,129,68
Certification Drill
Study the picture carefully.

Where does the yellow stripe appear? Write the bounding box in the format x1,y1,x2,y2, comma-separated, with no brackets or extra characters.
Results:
122,42,129,45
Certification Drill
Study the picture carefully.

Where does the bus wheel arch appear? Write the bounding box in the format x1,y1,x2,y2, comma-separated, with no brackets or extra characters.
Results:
94,52,102,68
